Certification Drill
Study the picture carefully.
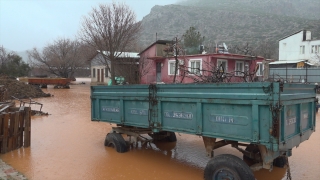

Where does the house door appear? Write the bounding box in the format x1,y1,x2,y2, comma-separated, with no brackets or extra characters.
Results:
97,69,100,82
101,69,104,83
156,62,161,82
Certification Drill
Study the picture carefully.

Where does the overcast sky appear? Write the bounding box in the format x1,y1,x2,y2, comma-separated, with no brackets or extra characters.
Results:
0,0,177,52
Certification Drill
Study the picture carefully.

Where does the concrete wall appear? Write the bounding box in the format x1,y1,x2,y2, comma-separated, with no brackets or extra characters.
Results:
90,54,110,85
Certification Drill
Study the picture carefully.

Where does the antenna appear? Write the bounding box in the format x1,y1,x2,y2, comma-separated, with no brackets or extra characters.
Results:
223,43,228,50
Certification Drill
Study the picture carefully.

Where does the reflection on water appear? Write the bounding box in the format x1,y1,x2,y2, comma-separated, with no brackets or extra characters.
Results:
0,78,319,180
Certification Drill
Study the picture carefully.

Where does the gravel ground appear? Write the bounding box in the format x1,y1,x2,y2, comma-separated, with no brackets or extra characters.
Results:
0,159,27,180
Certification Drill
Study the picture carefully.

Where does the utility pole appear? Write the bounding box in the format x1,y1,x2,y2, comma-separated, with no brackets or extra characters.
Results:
173,37,179,83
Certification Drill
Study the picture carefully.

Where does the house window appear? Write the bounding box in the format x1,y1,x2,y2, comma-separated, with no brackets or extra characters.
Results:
217,59,228,72
311,45,319,53
235,61,244,76
168,60,179,75
300,45,305,54
93,68,96,78
189,59,202,75
105,68,108,77
256,62,264,76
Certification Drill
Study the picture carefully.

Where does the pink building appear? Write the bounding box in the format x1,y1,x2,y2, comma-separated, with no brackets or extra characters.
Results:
139,40,265,84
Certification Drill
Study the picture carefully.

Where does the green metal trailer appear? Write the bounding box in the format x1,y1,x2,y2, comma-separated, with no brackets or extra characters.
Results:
91,82,317,180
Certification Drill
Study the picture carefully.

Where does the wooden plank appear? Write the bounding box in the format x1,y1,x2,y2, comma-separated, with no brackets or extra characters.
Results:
19,106,25,111
7,113,15,152
0,105,9,113
1,113,9,154
19,111,24,148
23,107,31,147
0,114,3,152
9,107,19,112
13,112,19,150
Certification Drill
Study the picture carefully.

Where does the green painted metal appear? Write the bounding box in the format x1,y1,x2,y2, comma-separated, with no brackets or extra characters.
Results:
91,82,316,154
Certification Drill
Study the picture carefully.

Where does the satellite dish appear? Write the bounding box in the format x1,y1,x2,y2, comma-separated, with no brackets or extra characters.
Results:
223,43,228,50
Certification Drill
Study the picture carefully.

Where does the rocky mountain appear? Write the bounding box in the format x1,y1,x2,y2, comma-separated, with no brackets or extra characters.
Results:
139,0,320,58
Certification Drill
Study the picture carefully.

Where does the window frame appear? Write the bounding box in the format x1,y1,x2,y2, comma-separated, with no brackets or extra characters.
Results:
300,45,305,54
217,59,228,72
168,60,179,75
188,59,202,75
235,61,244,76
256,62,264,76
92,68,96,78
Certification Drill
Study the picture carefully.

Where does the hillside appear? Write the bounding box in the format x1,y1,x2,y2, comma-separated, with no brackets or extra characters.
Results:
178,0,320,20
139,1,320,58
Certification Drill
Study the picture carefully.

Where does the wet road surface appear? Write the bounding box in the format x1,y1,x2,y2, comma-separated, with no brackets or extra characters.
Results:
0,78,319,180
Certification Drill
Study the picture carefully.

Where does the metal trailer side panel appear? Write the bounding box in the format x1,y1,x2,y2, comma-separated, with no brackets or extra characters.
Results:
91,82,316,151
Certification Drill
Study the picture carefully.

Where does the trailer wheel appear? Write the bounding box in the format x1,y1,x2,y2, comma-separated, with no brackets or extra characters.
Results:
104,133,128,153
204,154,255,180
165,132,177,142
273,156,287,168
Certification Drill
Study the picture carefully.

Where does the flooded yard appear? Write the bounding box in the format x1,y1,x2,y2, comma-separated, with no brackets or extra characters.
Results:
0,78,319,180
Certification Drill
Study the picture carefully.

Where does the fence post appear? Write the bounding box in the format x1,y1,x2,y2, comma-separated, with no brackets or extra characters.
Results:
1,113,9,154
23,107,31,147
19,110,24,148
0,114,3,152
8,113,15,152
13,112,19,150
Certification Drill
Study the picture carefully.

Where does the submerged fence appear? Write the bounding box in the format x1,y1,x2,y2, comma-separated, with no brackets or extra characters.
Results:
269,67,320,83
0,106,31,154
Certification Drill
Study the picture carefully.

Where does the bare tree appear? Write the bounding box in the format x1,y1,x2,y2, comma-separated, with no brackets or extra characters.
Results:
28,38,89,78
163,37,186,83
137,55,153,83
79,2,141,85
310,52,320,66
229,42,256,56
254,41,277,59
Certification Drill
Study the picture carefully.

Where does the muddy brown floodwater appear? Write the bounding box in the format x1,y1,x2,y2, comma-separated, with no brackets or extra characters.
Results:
0,78,319,180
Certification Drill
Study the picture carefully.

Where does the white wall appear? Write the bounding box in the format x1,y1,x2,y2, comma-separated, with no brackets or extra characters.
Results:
279,31,320,61
90,54,110,85
90,65,110,84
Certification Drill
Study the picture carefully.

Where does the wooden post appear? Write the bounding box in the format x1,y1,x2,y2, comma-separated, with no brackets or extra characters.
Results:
13,112,19,150
23,107,31,147
2,113,9,154
19,111,24,148
0,114,3,152
8,113,15,151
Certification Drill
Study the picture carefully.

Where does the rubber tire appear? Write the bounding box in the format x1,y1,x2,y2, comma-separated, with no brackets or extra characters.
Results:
165,132,177,142
273,156,287,168
243,144,260,163
104,133,128,153
148,131,177,142
204,154,255,180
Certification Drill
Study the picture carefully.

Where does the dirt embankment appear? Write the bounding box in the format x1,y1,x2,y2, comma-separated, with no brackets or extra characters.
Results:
0,76,51,101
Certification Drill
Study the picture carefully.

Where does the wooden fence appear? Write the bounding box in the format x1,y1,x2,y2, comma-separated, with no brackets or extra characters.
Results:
0,106,31,154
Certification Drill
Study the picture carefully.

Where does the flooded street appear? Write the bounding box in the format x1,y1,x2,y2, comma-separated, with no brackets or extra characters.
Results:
0,78,319,180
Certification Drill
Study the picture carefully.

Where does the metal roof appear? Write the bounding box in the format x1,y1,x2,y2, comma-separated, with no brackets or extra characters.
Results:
269,60,314,65
98,51,139,58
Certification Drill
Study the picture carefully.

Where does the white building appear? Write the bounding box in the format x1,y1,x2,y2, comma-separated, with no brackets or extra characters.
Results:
278,30,320,65
90,51,139,85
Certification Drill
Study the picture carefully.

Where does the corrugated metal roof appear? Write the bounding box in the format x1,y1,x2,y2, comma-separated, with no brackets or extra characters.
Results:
98,50,139,58
269,60,313,65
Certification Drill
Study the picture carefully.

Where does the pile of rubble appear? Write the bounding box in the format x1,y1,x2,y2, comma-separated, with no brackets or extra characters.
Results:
0,75,51,101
